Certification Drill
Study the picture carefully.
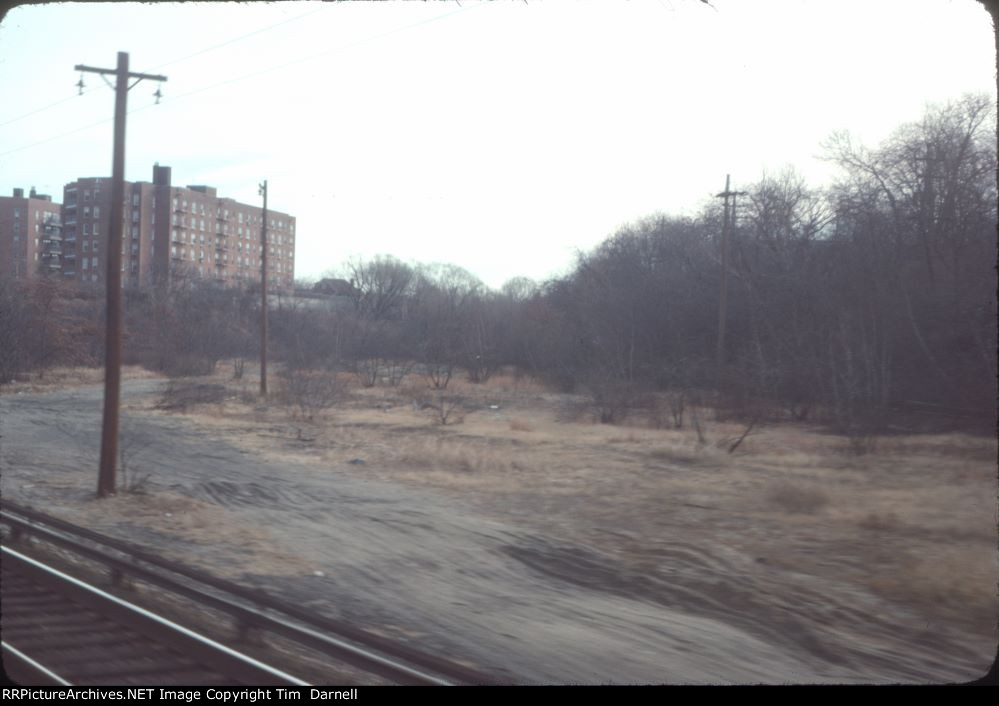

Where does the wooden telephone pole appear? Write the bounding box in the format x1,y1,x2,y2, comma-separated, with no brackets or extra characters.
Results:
259,180,268,397
76,52,166,498
715,174,746,388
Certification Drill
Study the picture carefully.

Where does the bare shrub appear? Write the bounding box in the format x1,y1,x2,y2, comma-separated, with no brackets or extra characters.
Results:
690,403,707,447
280,368,346,421
424,361,455,390
584,376,648,425
383,358,413,387
162,353,215,378
157,382,227,412
666,391,686,429
119,435,152,494
0,279,30,386
232,358,245,380
718,418,760,454
651,391,687,429
768,484,829,514
353,358,381,388
401,386,466,425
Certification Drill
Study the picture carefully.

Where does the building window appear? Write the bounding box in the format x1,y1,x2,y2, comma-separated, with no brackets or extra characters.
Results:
132,226,139,239
84,224,90,235
83,259,88,270
93,223,99,236
94,206,100,218
84,190,91,201
83,241,89,252
132,193,140,206
132,209,139,223
84,206,91,217
92,257,98,268
93,241,98,252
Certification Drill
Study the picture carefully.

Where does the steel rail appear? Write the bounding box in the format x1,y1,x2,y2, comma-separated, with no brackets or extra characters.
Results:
2,641,73,686
3,546,307,686
0,500,495,685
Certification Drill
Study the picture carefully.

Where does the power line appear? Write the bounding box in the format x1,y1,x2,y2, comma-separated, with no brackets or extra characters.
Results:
0,1,485,159
0,94,83,129
136,0,485,109
140,2,333,73
0,3,331,129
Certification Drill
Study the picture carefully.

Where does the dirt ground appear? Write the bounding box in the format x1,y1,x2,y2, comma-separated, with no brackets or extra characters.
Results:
1,366,995,683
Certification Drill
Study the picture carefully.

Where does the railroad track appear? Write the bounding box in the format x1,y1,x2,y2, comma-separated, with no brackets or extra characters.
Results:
1,500,496,686
2,547,305,686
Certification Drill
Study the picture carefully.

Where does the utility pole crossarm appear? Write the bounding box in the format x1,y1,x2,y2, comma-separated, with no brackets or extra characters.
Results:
75,64,168,83
82,51,167,499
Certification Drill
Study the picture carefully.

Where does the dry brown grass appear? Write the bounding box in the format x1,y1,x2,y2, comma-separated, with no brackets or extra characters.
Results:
113,367,997,646
65,489,313,578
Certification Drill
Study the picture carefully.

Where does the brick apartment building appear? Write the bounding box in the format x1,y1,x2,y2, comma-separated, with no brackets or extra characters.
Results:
62,164,295,289
0,187,63,280
1,165,295,289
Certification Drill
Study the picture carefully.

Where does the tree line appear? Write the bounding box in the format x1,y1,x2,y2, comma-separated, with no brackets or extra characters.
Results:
2,95,995,433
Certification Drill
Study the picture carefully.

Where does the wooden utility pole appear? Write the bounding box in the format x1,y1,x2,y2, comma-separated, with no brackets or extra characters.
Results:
715,174,746,388
76,52,166,498
259,180,268,397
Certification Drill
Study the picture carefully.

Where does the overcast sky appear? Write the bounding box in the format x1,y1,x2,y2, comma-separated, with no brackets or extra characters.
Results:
0,0,994,288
